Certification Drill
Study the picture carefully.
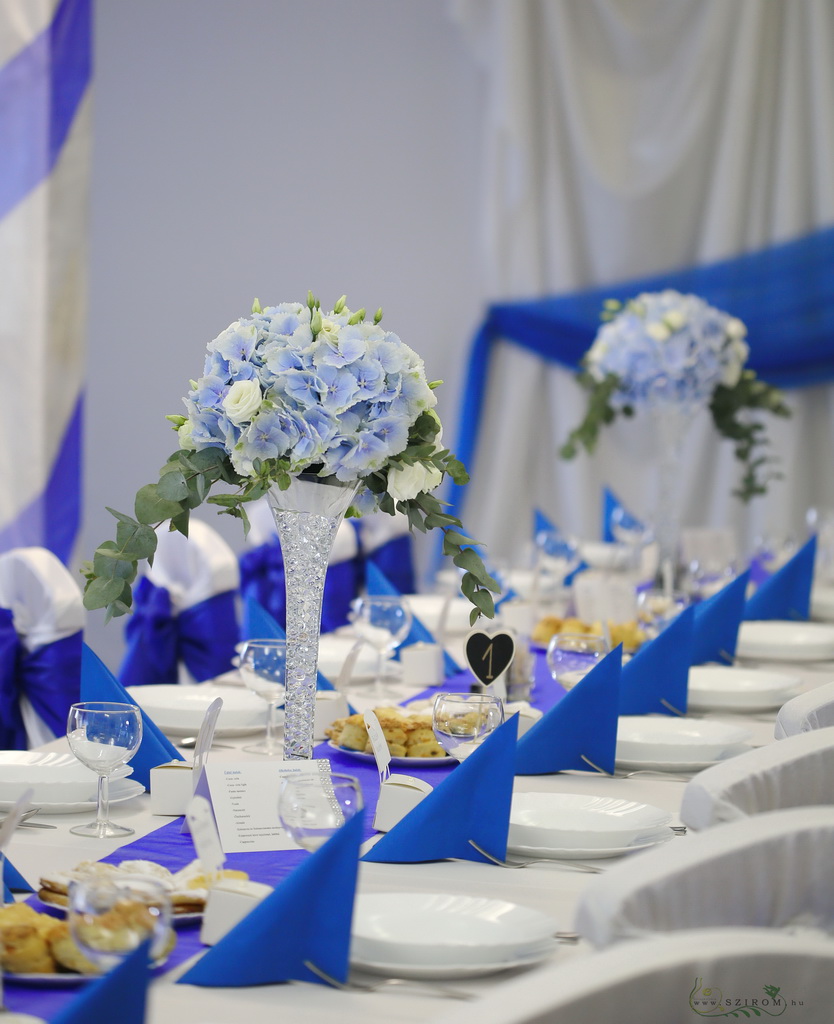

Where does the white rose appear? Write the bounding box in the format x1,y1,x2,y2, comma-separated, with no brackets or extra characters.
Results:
646,321,671,343
387,461,443,502
720,337,750,387
663,310,686,331
178,421,197,450
725,316,747,339
222,379,262,424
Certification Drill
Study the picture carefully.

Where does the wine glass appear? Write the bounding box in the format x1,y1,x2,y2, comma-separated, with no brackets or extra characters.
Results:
238,639,287,756
67,876,173,971
277,772,363,851
611,506,653,571
636,588,690,639
66,702,142,838
351,595,413,696
431,693,504,761
546,633,610,691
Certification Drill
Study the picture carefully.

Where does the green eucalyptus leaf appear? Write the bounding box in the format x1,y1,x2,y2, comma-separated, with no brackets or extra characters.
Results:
207,493,242,508
134,484,184,525
84,576,127,610
171,509,190,536
157,469,189,502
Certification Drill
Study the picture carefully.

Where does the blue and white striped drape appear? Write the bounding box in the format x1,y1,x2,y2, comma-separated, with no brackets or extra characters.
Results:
0,0,91,561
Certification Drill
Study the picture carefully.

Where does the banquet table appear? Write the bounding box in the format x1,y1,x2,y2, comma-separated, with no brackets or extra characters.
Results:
4,642,828,1024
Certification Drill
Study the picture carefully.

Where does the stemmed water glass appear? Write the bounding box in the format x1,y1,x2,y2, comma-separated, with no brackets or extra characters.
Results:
66,702,143,838
431,693,504,761
238,639,287,756
546,633,610,691
67,876,173,971
636,588,690,639
351,595,413,696
277,772,363,851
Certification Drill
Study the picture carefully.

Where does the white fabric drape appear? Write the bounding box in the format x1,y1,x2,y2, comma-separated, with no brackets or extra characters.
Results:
453,0,834,561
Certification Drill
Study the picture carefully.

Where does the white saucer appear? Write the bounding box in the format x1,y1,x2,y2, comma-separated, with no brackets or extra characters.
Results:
351,945,559,980
614,745,750,772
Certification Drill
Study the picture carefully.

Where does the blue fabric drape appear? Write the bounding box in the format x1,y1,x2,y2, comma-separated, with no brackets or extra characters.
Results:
120,578,238,687
450,226,834,519
0,607,81,749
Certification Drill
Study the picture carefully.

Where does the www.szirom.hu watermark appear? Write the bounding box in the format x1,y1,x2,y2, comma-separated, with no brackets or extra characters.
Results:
690,978,806,1018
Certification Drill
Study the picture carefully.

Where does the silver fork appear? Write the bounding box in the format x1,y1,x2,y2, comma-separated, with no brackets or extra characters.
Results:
468,839,604,873
0,807,56,829
303,960,474,1000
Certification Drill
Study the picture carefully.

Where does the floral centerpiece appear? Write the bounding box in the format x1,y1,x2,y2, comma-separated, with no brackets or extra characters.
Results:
560,290,790,568
83,293,497,758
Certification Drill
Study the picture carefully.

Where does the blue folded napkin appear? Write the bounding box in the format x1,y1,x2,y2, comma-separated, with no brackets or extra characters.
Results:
744,535,817,621
602,487,643,543
81,644,184,788
241,596,338,694
3,854,33,902
178,810,365,987
515,645,622,775
619,605,694,716
361,713,518,864
52,939,151,1024
692,570,750,665
365,563,461,676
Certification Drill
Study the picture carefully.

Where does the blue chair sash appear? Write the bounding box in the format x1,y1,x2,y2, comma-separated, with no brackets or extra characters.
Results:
0,606,81,749
240,541,361,635
120,578,237,687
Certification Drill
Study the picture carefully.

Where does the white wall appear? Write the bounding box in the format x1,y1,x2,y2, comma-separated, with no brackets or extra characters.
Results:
81,0,486,669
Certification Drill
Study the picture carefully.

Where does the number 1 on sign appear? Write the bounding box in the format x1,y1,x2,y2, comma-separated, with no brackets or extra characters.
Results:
482,642,494,681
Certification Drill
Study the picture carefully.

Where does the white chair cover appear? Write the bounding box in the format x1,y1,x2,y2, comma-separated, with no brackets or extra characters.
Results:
244,496,358,563
574,807,834,948
0,547,85,745
680,727,834,829
356,508,410,555
147,518,239,611
775,681,834,738
436,929,834,1024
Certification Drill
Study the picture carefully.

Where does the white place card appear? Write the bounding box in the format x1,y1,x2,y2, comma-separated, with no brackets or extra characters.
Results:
204,759,330,854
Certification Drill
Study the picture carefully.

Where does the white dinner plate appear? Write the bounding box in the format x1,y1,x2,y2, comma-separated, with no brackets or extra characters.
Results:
351,946,559,980
317,635,389,682
508,827,673,860
0,751,112,804
508,793,672,850
736,621,834,662
326,741,452,767
0,779,144,815
403,594,473,636
126,683,270,738
687,665,800,712
616,717,751,764
351,893,559,968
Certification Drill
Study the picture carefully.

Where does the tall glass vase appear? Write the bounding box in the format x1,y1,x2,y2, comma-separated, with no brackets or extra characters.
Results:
650,403,698,585
266,473,359,760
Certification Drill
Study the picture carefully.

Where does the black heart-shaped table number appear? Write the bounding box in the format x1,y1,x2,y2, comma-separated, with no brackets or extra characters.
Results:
465,631,515,687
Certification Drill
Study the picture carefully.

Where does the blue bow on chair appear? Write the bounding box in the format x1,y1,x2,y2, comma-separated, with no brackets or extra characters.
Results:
120,578,238,687
240,537,362,635
0,606,81,749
